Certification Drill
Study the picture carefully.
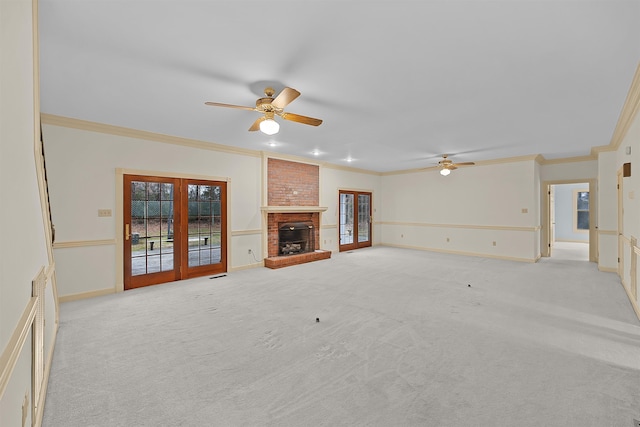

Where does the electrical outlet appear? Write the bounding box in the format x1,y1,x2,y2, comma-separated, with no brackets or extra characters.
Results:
492,241,497,246
98,209,112,217
247,249,252,254
521,208,528,213
446,237,450,242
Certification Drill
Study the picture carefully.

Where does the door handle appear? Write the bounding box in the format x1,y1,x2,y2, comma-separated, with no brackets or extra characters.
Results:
125,224,130,240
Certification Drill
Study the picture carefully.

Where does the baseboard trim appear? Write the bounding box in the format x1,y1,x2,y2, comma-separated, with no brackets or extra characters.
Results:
381,243,538,263
58,287,116,303
620,281,640,322
229,262,264,272
379,221,538,232
230,229,261,236
598,266,617,273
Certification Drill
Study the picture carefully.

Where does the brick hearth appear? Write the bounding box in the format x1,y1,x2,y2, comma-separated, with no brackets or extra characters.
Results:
264,249,331,269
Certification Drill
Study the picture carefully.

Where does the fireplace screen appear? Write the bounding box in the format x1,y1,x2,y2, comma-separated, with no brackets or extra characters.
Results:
278,222,314,256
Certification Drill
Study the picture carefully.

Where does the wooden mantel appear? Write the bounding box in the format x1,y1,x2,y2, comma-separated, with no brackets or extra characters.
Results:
261,206,328,213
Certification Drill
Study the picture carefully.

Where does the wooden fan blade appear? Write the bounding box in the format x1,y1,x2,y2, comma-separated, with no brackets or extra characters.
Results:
205,101,257,112
454,162,475,166
271,87,301,109
248,116,265,131
280,112,323,126
449,166,458,170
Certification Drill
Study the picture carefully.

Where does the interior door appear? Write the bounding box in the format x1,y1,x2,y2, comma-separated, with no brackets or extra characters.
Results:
549,185,555,256
339,191,372,252
124,175,181,290
618,170,624,279
124,175,227,289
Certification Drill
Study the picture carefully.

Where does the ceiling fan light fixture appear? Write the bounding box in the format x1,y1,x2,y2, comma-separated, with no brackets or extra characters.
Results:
440,168,451,176
259,118,279,135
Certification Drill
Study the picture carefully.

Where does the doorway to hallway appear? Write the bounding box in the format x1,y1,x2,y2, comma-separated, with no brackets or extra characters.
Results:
544,181,594,262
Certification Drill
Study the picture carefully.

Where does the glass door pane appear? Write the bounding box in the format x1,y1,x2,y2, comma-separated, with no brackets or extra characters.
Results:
124,175,179,290
358,194,370,243
187,184,222,268
339,193,354,245
130,181,175,276
339,191,372,252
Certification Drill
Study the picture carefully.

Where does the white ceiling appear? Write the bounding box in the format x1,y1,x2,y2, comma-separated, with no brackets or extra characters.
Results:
38,0,640,172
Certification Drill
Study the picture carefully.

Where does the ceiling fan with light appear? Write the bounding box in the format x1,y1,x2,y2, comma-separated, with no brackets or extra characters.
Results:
437,154,475,176
205,87,322,135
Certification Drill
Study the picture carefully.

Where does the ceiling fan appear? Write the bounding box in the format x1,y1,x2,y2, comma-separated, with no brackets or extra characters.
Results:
205,87,322,135
437,154,475,176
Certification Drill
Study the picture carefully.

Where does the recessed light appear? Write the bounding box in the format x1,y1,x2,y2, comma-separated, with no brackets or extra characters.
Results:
346,157,354,163
312,150,320,156
268,141,277,147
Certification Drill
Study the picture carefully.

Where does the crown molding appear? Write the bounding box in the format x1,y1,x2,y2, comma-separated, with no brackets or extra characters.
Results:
42,103,635,176
610,61,640,150
40,113,262,158
41,113,382,176
263,152,322,167
382,154,540,176
261,206,328,213
591,145,616,155
538,154,597,165
320,162,383,176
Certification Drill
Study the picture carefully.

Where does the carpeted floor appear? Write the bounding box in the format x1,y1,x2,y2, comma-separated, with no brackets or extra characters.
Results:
551,241,589,261
42,247,640,426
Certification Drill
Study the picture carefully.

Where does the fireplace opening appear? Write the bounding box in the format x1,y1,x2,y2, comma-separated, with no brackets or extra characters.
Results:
278,222,314,256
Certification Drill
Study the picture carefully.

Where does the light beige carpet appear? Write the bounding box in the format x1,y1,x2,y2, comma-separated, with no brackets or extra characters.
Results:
42,247,640,426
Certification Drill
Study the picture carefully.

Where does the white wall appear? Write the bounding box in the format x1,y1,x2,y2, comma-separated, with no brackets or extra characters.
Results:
554,183,589,242
380,159,539,261
618,116,640,249
0,0,51,425
320,165,382,251
43,124,264,298
597,151,618,270
540,160,598,181
614,91,640,310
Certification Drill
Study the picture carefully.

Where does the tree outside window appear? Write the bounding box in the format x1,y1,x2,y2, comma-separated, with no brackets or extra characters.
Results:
574,190,589,232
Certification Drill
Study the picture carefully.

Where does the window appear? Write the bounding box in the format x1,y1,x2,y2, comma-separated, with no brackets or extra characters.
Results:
574,190,589,232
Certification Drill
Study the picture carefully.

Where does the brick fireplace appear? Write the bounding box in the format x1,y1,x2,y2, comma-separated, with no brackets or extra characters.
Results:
268,213,318,257
262,158,331,269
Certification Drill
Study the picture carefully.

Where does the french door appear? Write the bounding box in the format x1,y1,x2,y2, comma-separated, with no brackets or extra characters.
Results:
124,175,227,290
339,190,372,252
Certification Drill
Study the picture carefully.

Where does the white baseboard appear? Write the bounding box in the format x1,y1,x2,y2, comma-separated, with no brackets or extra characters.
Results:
229,261,264,272
380,243,538,263
58,287,116,303
620,281,640,322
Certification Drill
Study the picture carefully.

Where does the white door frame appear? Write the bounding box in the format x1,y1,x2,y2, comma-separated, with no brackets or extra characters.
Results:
541,179,597,262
